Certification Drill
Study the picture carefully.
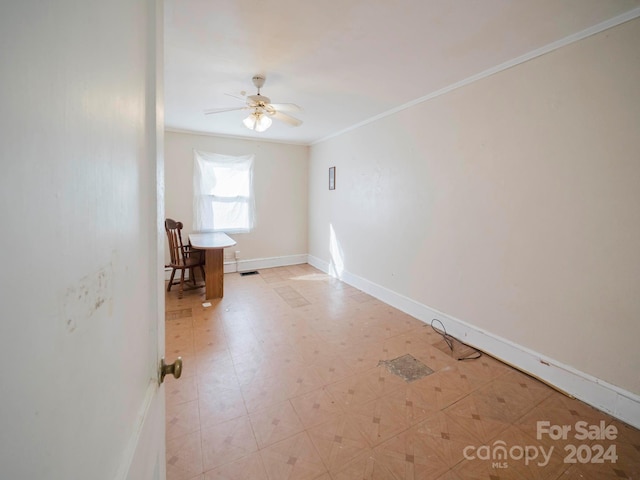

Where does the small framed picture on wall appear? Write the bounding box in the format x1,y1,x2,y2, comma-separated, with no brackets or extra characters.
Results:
329,166,336,190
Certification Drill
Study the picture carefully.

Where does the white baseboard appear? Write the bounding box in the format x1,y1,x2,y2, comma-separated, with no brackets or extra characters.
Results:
223,254,308,273
164,267,196,281
165,254,308,279
164,267,174,281
307,255,640,429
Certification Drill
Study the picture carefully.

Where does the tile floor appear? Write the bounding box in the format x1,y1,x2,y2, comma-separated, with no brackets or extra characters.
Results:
164,265,640,480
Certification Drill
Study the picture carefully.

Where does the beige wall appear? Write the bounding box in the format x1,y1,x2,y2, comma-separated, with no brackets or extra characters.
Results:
165,131,309,264
308,19,640,394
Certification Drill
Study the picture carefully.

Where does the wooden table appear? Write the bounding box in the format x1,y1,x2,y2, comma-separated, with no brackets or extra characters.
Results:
189,232,236,299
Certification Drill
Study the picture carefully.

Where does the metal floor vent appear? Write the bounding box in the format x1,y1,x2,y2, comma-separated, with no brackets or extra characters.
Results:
378,354,434,382
240,270,259,276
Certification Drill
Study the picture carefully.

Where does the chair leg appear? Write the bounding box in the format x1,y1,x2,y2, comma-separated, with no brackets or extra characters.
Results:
190,267,197,285
179,268,185,299
200,265,206,282
167,268,177,292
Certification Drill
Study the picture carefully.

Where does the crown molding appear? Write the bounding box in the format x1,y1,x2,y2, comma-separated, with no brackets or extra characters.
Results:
312,7,640,146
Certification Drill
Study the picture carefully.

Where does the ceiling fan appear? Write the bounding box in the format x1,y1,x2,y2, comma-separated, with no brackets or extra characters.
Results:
204,75,303,132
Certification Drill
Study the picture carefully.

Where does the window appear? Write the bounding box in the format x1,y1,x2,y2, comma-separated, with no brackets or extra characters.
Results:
193,150,255,233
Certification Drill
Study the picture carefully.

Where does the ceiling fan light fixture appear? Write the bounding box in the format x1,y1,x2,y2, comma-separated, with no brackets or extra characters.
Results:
243,111,272,132
205,74,302,132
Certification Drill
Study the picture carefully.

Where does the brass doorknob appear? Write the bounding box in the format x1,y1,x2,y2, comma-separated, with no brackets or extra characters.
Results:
159,357,182,384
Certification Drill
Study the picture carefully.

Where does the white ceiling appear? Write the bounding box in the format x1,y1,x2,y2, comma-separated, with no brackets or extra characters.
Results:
164,0,640,145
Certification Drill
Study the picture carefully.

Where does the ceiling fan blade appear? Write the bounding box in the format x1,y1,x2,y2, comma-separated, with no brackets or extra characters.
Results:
203,106,247,115
224,92,246,102
270,111,303,127
269,103,303,112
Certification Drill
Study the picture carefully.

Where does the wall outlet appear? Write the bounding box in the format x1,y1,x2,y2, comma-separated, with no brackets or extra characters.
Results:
234,250,240,259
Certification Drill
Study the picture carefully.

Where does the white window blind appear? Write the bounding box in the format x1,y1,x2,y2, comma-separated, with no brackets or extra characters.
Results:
193,150,255,233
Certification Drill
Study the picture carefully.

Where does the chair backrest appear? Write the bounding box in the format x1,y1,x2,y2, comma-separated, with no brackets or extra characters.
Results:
165,218,186,266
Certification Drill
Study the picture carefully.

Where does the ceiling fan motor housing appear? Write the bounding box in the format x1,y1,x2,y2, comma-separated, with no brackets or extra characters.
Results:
248,94,271,105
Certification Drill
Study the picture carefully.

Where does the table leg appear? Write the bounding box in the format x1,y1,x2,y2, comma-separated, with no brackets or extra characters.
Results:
204,248,224,299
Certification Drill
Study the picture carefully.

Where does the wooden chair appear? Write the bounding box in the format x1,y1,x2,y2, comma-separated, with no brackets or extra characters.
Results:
165,218,206,298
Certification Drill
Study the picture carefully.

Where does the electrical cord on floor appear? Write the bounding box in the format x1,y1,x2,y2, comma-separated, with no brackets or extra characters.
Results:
431,319,482,361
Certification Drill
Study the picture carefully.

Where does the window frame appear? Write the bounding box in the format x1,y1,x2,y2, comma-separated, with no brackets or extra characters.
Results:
192,150,255,233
